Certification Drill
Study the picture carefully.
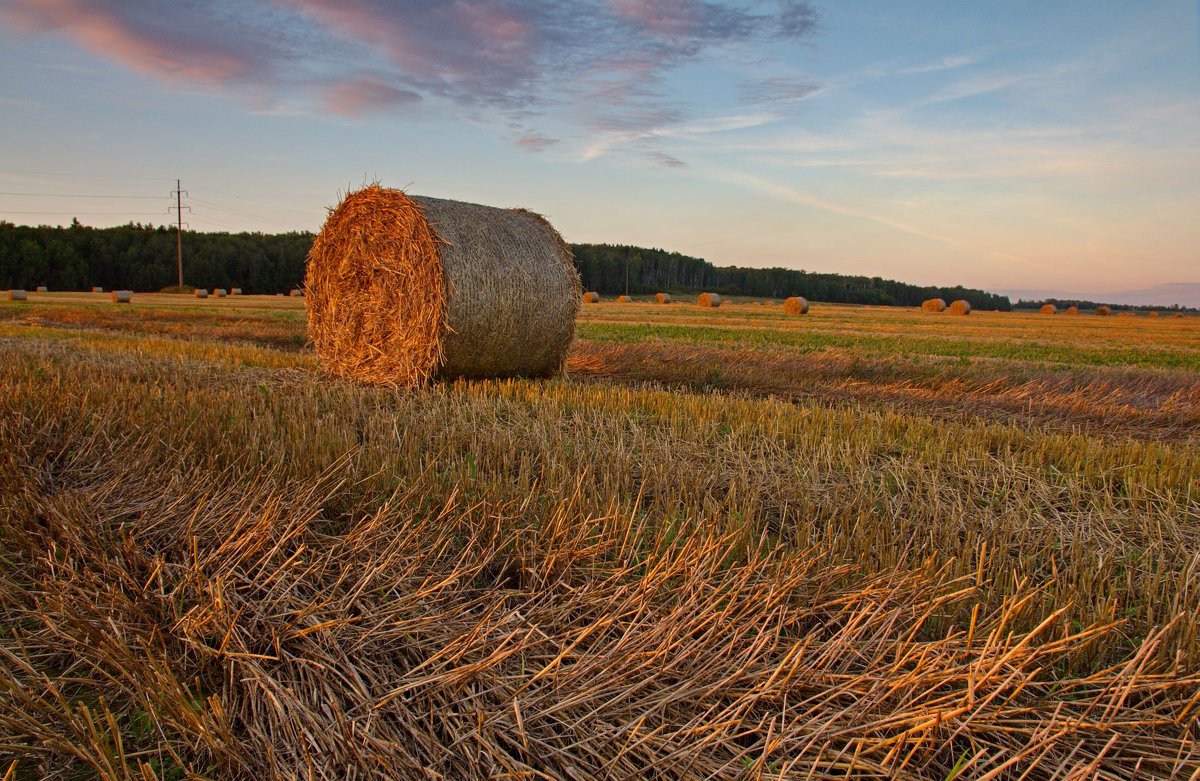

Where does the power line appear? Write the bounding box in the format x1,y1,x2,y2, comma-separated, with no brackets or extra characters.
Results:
0,191,164,199
0,210,170,215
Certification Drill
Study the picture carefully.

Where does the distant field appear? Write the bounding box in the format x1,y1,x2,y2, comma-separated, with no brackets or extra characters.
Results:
1,294,1198,778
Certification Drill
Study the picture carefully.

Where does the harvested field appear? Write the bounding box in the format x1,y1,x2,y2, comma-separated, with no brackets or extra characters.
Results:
1,295,1199,779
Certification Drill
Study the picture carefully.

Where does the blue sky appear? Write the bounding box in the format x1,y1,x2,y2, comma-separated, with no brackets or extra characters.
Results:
1,1,1197,303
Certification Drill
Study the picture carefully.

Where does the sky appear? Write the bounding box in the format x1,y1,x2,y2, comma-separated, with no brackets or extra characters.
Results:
1,0,1198,304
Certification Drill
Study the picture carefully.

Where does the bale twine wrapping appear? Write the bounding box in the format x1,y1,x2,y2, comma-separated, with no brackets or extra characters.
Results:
655,292,671,304
215,288,228,298
194,289,209,299
7,290,27,301
92,287,104,293
921,298,946,313
231,288,243,296
1096,306,1111,316
1066,306,1079,315
305,185,581,386
111,290,132,304
582,291,600,303
1040,304,1057,315
616,295,633,303
35,286,48,293
698,292,723,308
949,299,971,315
783,296,809,315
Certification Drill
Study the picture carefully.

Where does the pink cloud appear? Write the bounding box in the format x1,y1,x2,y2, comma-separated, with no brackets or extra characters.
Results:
323,77,422,116
0,0,264,86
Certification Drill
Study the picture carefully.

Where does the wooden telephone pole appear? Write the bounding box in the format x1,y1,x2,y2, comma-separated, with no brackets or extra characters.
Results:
170,180,189,288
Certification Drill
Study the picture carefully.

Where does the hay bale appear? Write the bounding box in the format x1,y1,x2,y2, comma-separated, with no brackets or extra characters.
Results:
214,288,228,298
949,299,971,315
655,292,671,304
921,298,946,312
305,185,580,386
764,300,775,306
582,291,600,303
110,290,132,303
1175,312,1184,318
1148,310,1159,318
697,292,723,308
92,286,104,293
35,286,48,293
1096,305,1111,316
1040,304,1057,315
616,295,633,303
1066,306,1079,315
7,289,27,301
290,289,304,297
1117,311,1132,317
783,296,809,314
194,289,209,299
231,288,243,296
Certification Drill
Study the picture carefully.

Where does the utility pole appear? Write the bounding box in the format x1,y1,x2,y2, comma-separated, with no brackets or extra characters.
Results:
169,180,190,288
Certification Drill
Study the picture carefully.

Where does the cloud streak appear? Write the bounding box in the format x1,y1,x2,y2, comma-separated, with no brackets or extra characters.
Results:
1,0,819,156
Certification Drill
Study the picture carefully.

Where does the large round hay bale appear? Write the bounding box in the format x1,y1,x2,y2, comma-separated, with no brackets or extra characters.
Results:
582,291,600,304
1040,304,1057,314
1148,310,1159,318
289,289,303,297
305,185,580,386
1175,312,1184,318
655,292,671,304
616,295,633,303
35,286,48,293
214,288,228,298
949,299,971,315
111,290,132,303
92,286,104,293
1096,305,1111,316
1066,306,1079,315
783,296,808,314
697,292,722,308
231,288,243,296
7,289,27,301
194,289,209,299
921,298,946,312
1117,311,1132,317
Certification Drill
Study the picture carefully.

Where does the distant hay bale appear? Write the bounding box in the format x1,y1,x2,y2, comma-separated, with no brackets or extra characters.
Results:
231,288,243,296
764,300,775,306
35,286,48,293
1040,304,1057,315
110,290,132,303
1096,306,1111,316
582,291,600,303
194,289,209,299
7,289,27,302
949,299,971,315
305,185,580,386
1117,311,1132,317
616,295,633,303
214,288,228,298
92,286,104,293
783,296,809,314
655,292,672,304
290,289,303,297
1175,312,1184,318
697,292,723,308
1066,306,1079,315
921,298,946,312
1148,310,1159,318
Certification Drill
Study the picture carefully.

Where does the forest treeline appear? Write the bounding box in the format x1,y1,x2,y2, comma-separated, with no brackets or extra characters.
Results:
0,221,1012,310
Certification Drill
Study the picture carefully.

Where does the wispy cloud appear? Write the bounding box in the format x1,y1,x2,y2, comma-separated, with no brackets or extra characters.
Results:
0,0,819,160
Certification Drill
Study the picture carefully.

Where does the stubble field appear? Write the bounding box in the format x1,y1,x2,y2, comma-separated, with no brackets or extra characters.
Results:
1,292,1198,779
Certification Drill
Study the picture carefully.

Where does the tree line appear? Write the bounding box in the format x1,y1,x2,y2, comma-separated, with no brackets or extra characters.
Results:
0,221,1011,310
